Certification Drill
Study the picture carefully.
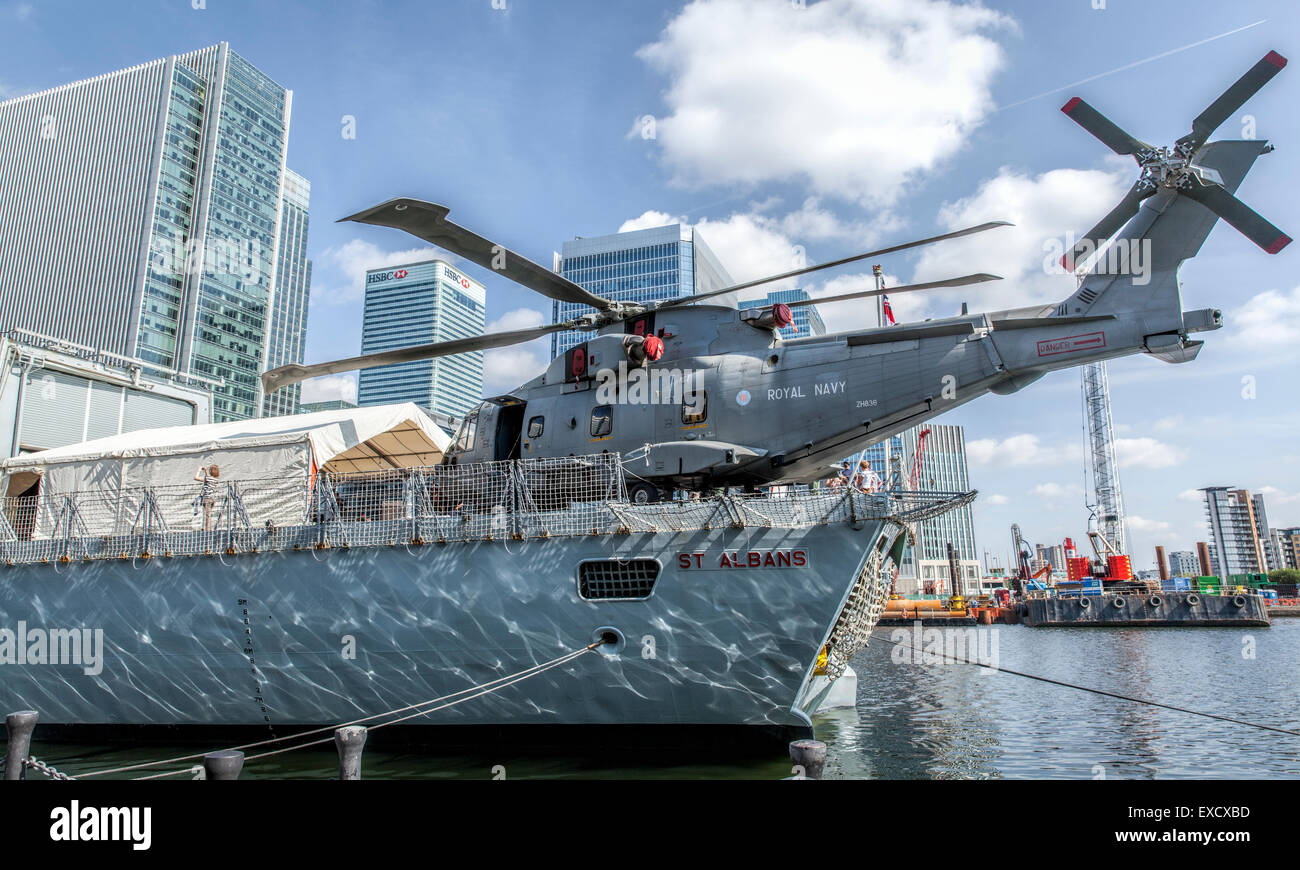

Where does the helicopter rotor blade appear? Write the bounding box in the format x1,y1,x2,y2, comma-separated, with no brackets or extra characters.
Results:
1179,178,1291,253
656,221,1013,310
1176,50,1287,153
1061,180,1159,270
262,320,579,394
782,273,1002,309
1060,97,1151,157
340,198,616,310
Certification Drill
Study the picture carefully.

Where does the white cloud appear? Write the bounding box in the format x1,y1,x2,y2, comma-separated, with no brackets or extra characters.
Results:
1257,485,1300,506
984,493,1009,505
1224,285,1300,352
1032,481,1080,498
312,239,440,306
1151,415,1184,433
967,433,1082,468
1127,515,1172,533
299,374,357,405
482,308,549,396
636,0,1014,205
0,80,28,100
911,164,1131,314
1114,436,1187,469
1178,488,1203,503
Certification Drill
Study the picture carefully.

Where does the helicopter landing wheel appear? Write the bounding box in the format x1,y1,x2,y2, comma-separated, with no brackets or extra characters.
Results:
628,482,660,505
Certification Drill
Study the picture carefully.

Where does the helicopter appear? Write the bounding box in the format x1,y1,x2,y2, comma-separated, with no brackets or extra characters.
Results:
264,51,1289,504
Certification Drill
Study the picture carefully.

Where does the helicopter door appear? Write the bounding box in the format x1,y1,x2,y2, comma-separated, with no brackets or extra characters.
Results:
521,400,552,456
493,403,526,461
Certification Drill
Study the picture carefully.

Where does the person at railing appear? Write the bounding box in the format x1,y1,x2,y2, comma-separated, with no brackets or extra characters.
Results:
194,464,220,531
851,460,881,494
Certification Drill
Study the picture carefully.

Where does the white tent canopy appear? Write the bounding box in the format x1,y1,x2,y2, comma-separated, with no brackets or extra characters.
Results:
1,403,452,536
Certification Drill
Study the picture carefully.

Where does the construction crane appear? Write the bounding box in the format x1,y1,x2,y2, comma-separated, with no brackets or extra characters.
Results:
1010,523,1051,594
908,427,932,490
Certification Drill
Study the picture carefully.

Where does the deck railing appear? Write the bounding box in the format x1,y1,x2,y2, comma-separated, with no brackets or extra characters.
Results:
0,453,974,566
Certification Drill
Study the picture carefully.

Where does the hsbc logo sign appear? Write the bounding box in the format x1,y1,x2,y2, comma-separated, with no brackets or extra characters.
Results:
367,269,410,285
444,268,472,290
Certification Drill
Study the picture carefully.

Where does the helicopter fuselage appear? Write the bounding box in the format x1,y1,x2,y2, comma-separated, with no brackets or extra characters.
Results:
445,294,1215,498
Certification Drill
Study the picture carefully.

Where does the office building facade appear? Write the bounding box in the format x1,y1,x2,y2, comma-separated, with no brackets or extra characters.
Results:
552,224,734,357
0,43,306,422
297,400,358,415
737,288,826,340
1168,550,1200,577
1201,487,1270,577
263,170,313,416
357,260,485,421
1274,528,1300,571
1036,543,1066,573
897,424,980,595
1251,492,1282,571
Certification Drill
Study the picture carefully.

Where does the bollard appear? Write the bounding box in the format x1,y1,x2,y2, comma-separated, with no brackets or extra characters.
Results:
334,725,367,780
4,711,38,781
787,738,827,780
203,750,245,781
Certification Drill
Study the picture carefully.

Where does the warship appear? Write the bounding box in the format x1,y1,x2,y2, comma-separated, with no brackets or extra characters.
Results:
0,429,969,741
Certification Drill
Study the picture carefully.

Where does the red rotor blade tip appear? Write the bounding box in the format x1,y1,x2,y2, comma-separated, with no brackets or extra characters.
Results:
1061,97,1082,114
1265,235,1292,254
1265,50,1287,69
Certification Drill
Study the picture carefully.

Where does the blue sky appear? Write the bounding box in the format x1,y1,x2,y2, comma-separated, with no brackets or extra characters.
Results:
2,0,1298,571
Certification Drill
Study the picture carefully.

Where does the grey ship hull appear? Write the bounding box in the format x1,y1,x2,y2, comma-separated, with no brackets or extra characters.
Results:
0,517,899,733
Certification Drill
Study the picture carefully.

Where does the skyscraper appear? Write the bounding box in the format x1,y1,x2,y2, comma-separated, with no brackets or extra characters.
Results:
0,43,307,422
356,259,485,420
905,424,980,595
737,288,826,340
263,170,313,417
1201,487,1269,576
552,224,734,357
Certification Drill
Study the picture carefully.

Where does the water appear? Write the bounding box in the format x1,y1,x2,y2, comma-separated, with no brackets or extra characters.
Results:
20,620,1300,780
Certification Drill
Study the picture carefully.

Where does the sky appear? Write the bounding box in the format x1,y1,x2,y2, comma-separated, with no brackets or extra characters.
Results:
1,0,1298,571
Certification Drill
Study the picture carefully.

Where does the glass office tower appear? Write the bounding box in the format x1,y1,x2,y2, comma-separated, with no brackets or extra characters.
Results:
357,260,486,421
262,170,313,417
552,224,734,357
905,424,980,594
0,43,306,422
737,288,826,340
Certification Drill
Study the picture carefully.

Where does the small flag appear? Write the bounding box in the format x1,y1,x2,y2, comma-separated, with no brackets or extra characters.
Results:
882,293,896,326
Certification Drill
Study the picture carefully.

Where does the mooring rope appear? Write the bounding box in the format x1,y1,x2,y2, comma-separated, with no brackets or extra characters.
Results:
70,642,601,780
866,633,1300,737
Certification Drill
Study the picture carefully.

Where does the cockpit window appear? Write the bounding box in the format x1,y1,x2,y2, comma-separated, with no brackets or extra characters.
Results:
456,411,478,452
590,405,613,437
